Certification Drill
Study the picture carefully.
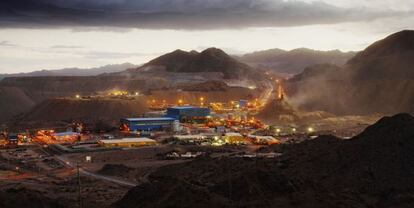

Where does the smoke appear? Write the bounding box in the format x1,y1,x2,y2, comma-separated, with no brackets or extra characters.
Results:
286,63,356,115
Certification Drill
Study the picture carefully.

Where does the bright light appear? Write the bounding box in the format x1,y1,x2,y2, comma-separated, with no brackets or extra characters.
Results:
248,86,256,90
307,127,314,133
200,97,205,102
292,128,297,132
75,94,80,99
135,92,140,96
178,99,183,104
276,128,281,133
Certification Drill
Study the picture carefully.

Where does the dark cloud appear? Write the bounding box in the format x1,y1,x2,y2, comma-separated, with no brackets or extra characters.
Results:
51,45,84,49
0,0,402,30
0,41,17,47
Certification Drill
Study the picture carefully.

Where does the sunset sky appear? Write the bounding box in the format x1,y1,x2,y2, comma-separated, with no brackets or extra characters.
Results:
0,0,413,73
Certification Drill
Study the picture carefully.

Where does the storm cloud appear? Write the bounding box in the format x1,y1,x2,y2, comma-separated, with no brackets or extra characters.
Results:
0,0,401,30
0,41,17,47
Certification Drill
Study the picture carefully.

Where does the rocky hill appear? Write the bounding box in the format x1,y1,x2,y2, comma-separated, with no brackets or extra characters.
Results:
0,48,263,124
257,99,332,124
114,113,414,208
0,187,70,208
19,98,148,122
286,30,414,115
0,87,36,122
0,63,137,80
0,76,166,123
347,30,414,80
133,48,259,79
240,48,355,74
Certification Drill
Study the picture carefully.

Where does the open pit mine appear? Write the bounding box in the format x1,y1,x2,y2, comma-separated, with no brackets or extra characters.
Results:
1,30,414,208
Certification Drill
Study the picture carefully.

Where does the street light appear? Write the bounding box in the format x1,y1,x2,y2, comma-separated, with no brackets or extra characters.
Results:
199,97,205,106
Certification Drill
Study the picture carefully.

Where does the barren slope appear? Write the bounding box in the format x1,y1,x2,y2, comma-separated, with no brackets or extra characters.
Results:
115,113,414,208
286,30,414,115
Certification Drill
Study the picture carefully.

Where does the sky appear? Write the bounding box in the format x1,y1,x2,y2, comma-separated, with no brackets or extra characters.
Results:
0,0,413,73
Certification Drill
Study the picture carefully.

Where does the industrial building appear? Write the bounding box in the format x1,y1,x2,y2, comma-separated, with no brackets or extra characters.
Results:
6,133,18,148
224,132,247,144
35,130,81,144
173,134,206,141
166,106,210,123
249,135,280,145
120,117,179,132
53,132,81,142
99,138,157,148
238,100,248,108
0,132,7,146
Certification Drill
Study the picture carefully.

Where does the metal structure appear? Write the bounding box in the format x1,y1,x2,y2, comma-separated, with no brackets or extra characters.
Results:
166,106,210,123
120,117,177,132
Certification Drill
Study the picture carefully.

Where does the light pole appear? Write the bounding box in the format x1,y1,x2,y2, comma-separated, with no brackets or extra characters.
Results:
77,162,82,208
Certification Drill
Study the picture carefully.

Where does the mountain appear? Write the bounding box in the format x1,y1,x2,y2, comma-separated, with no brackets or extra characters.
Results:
0,87,36,122
133,48,258,79
8,98,149,131
286,30,414,115
0,48,263,124
240,48,356,74
288,63,344,82
0,63,137,80
114,113,414,208
0,75,168,123
347,30,414,80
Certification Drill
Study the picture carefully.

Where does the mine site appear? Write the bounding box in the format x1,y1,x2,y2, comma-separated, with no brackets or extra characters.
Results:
1,1,414,208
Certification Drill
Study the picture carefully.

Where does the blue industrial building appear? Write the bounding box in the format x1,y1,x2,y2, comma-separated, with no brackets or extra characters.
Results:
166,106,210,123
239,100,248,108
120,117,177,132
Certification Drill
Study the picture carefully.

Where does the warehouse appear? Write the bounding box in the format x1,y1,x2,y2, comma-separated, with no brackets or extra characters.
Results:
120,117,179,132
99,138,157,148
53,132,81,142
166,106,210,123
224,132,247,144
249,135,280,145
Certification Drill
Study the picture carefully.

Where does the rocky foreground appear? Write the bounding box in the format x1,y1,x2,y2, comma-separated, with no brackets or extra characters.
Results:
115,113,414,208
1,114,413,208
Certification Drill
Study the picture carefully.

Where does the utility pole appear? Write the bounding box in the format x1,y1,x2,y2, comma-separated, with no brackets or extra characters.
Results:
77,162,82,208
227,159,232,207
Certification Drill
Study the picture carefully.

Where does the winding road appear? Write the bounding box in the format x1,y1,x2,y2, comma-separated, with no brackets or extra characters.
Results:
54,155,137,187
